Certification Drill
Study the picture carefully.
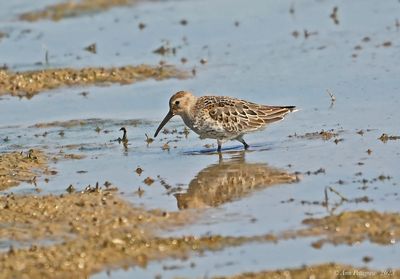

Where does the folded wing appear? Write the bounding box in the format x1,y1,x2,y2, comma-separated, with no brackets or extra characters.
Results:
202,96,295,134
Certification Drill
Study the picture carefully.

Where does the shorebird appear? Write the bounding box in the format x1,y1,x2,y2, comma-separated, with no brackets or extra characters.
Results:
154,91,296,151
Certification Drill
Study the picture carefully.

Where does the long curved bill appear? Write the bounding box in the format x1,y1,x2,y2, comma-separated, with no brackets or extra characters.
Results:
154,110,174,137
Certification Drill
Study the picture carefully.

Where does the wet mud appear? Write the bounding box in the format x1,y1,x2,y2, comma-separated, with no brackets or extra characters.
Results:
283,210,400,248
1,0,400,277
0,150,48,190
0,189,277,278
0,184,398,278
0,65,187,98
214,263,398,279
30,118,150,129
19,0,137,22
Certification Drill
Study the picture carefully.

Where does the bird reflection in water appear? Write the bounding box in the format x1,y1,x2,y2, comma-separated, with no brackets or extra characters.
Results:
174,152,299,209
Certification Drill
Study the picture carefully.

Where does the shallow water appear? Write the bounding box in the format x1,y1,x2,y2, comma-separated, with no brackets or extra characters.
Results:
1,0,400,277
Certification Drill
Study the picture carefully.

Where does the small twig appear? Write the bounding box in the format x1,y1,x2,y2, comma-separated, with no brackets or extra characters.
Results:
324,186,347,215
328,186,348,202
330,6,339,25
326,89,336,108
324,186,329,206
42,44,49,65
326,89,336,102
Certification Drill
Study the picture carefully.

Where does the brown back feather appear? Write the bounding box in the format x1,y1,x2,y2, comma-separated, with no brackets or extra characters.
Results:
200,96,295,133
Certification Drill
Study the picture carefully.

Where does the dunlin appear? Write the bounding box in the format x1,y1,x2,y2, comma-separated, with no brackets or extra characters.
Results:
154,91,295,151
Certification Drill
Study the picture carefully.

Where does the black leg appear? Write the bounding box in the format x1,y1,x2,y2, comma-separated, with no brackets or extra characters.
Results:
217,140,222,152
236,137,249,150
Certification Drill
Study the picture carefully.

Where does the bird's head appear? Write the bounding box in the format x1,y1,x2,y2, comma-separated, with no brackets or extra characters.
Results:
154,91,196,137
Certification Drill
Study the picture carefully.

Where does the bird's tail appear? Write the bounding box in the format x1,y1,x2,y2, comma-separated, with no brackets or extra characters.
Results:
283,105,296,112
259,105,297,124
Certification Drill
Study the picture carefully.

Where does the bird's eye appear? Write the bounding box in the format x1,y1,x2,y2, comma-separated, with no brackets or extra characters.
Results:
175,101,180,105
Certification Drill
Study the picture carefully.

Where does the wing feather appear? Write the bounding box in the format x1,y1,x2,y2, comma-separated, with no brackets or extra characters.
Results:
198,96,295,135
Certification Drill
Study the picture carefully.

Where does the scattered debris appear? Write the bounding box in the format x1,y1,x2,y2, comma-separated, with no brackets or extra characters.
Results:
379,133,400,143
362,36,371,42
63,154,85,160
326,89,336,106
298,168,326,176
79,91,89,97
304,29,318,39
0,150,48,190
153,45,176,56
66,184,76,193
135,167,143,175
289,129,340,141
182,127,190,137
382,41,392,47
84,43,97,54
162,143,170,151
362,256,373,263
143,177,155,185
145,133,154,144
138,22,146,30
134,186,145,197
329,6,339,25
333,138,344,144
200,58,208,65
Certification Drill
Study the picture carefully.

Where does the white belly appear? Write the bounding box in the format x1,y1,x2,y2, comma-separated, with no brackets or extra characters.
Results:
180,114,238,140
